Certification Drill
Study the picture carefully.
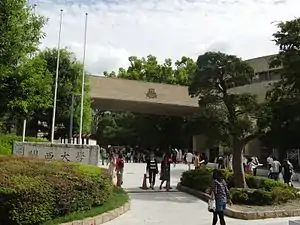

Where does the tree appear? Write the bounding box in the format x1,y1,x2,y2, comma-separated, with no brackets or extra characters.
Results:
258,18,300,157
189,51,258,188
33,48,92,138
184,105,229,148
7,57,53,134
0,0,47,130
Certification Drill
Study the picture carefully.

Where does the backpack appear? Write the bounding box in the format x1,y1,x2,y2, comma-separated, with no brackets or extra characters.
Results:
117,158,124,169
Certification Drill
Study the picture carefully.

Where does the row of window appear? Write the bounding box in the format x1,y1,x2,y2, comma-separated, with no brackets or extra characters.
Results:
252,69,281,83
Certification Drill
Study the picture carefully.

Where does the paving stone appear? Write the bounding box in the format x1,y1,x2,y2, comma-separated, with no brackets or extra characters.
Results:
101,163,300,225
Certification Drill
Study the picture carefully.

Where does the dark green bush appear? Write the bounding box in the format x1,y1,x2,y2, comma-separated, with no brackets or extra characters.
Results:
0,156,114,225
0,135,47,155
181,168,213,192
181,168,298,206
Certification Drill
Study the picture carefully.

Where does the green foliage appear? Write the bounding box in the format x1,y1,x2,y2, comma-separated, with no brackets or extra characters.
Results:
33,48,92,137
0,1,46,70
7,57,53,120
0,157,114,225
188,51,260,188
188,51,256,138
0,135,47,155
0,0,49,128
259,18,300,154
104,55,196,86
181,168,298,206
42,187,129,225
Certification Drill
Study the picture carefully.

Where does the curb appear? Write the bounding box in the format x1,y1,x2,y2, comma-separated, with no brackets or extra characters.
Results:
177,183,300,220
60,201,131,225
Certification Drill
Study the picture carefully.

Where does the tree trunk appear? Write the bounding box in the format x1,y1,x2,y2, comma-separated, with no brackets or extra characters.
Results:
232,138,247,188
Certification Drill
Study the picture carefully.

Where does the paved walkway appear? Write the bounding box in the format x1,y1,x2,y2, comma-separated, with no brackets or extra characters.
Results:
101,163,299,225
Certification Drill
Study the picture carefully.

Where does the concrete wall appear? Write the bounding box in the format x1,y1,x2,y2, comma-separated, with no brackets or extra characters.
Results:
13,142,99,166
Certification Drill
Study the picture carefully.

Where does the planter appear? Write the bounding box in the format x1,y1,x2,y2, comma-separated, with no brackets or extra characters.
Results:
177,183,300,220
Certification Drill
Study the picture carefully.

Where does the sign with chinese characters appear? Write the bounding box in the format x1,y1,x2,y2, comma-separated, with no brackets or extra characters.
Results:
146,88,157,99
13,142,99,166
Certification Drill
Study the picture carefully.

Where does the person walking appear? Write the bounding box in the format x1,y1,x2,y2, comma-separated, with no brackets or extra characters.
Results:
146,152,159,189
194,152,200,170
108,153,116,179
116,154,125,186
251,156,261,176
282,159,294,186
159,153,172,191
270,157,281,181
186,151,193,170
211,169,231,225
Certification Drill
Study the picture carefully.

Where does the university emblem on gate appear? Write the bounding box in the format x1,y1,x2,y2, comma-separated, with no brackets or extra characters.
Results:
146,88,157,99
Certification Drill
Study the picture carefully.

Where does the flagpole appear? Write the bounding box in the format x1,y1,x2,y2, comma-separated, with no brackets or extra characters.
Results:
79,13,88,145
51,9,63,143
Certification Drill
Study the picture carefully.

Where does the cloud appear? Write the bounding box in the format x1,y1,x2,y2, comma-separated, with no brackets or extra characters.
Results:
29,0,300,74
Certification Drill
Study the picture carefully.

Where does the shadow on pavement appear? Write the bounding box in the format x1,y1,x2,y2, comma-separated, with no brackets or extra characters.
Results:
125,186,179,193
129,190,199,203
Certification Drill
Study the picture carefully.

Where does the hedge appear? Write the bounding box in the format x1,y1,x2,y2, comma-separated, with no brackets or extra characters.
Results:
0,156,114,225
0,135,47,155
181,168,299,205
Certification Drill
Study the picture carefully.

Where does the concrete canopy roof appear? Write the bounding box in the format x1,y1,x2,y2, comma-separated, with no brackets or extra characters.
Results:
89,55,276,116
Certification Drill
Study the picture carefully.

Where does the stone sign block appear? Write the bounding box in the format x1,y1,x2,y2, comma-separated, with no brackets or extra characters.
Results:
290,220,300,225
13,142,99,166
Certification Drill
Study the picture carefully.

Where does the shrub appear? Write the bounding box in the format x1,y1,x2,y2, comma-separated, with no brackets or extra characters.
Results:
0,135,47,155
0,156,114,225
181,168,213,192
181,168,298,205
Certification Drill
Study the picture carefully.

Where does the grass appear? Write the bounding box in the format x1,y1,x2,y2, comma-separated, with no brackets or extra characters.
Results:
42,187,129,225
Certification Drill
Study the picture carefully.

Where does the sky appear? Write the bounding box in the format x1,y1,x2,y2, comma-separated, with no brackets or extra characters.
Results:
28,0,299,75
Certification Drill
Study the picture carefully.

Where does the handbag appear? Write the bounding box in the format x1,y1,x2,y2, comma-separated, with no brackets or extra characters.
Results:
208,192,216,213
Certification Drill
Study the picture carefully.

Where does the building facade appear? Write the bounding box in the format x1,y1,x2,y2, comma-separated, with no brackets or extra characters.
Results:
90,54,280,159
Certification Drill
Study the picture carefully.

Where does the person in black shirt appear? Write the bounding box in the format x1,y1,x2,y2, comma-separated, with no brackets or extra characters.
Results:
146,152,159,189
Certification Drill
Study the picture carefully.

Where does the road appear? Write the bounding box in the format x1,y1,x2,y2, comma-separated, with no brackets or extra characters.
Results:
100,163,299,225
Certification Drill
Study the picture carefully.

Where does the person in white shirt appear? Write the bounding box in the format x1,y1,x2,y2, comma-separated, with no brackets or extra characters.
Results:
267,155,274,178
270,157,281,181
186,151,194,170
267,155,274,169
251,156,262,176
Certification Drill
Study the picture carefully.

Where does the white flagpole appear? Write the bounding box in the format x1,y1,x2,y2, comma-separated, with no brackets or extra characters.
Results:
51,9,63,143
79,13,88,145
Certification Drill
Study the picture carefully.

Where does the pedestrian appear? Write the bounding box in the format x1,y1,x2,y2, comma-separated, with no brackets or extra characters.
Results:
116,153,125,186
108,153,116,179
251,156,261,176
146,152,159,189
211,169,231,225
267,154,274,175
245,158,255,175
159,153,172,191
217,155,225,169
186,151,193,170
100,147,106,165
282,159,294,186
270,157,281,181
